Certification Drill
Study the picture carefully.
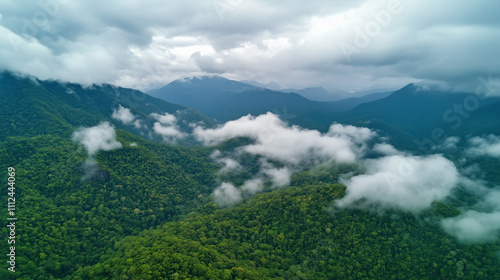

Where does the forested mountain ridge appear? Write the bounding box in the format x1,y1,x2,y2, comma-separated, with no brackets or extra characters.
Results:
0,72,499,279
0,70,214,143
148,76,259,115
71,183,500,279
149,76,500,150
290,83,500,155
148,76,392,123
344,84,500,137
0,130,222,279
149,77,335,123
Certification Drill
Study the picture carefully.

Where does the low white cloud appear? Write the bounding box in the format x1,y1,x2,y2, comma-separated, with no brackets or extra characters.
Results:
432,136,460,150
196,113,377,204
264,167,292,187
151,112,177,126
260,160,292,187
210,150,242,173
213,182,242,207
442,211,500,244
153,122,185,139
336,154,459,213
217,158,241,173
467,135,500,157
134,120,145,129
72,122,122,156
151,112,186,142
188,121,206,128
441,188,500,243
441,136,460,150
193,112,282,145
71,122,122,181
373,143,399,155
241,178,264,195
112,105,136,124
327,123,376,144
194,112,375,165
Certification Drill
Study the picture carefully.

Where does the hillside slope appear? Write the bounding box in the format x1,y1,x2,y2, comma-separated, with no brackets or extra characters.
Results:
0,71,214,143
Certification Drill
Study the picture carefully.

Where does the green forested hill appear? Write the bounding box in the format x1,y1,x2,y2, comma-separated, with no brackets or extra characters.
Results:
0,131,220,279
1,72,499,280
293,84,500,150
71,184,500,280
0,71,214,142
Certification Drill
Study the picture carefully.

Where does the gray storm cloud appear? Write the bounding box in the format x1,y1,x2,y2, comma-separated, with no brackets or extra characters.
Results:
1,1,499,91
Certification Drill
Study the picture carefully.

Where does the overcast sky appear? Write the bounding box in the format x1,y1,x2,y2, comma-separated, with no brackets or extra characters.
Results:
1,0,499,91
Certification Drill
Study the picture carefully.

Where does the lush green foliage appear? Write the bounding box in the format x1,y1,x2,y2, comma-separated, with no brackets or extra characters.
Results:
0,71,213,143
72,184,500,280
0,132,219,279
1,72,499,279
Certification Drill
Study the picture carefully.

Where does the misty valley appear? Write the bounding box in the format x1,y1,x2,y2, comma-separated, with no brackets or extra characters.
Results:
0,70,499,279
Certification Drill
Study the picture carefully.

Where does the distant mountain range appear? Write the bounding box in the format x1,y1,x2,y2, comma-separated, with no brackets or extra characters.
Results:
293,84,500,151
4,71,499,152
344,83,500,138
148,76,393,122
147,76,259,113
148,76,500,151
279,87,349,102
2,70,499,280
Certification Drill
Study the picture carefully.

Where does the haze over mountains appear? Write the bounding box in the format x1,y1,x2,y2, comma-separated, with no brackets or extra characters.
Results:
0,71,214,144
2,69,500,279
148,75,397,122
148,75,500,150
2,0,500,278
8,68,498,153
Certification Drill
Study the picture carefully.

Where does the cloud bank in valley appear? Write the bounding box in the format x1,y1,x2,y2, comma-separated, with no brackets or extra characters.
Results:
467,135,500,158
79,108,499,243
336,154,460,213
195,111,499,245
198,113,464,213
442,185,500,243
194,112,375,165
195,112,378,206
